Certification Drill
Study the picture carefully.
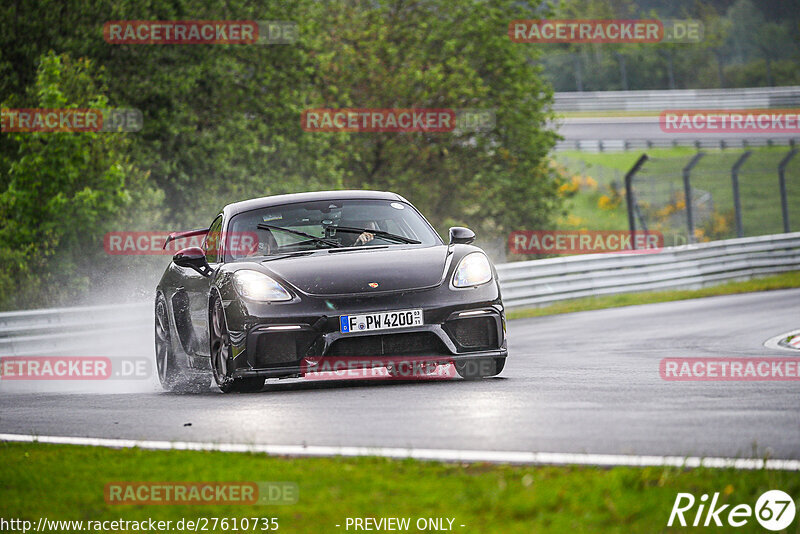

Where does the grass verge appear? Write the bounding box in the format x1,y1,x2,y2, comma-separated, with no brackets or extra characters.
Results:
554,146,800,241
507,271,800,320
2,442,799,533
557,145,799,173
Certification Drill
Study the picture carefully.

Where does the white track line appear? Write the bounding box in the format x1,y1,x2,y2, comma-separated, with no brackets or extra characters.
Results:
1,433,798,471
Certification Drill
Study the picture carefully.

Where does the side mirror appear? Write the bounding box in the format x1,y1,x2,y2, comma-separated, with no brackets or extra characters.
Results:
173,247,212,277
449,226,475,245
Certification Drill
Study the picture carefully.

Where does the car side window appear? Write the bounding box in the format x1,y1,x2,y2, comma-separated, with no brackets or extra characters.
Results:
203,215,223,263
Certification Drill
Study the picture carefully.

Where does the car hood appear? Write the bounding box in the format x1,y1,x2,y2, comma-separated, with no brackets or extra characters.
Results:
262,245,450,296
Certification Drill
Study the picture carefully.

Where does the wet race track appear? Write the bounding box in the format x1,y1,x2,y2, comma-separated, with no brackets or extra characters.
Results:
2,289,799,461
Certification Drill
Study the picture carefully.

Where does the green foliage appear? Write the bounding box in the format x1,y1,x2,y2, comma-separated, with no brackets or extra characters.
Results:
299,0,560,237
0,53,153,308
542,0,800,90
0,0,562,308
94,0,345,225
5,441,800,533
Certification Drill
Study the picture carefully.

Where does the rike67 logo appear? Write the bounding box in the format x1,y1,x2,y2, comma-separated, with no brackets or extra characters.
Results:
668,490,796,530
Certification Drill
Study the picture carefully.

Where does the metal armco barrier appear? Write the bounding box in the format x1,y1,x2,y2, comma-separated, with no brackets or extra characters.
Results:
0,233,798,355
496,233,800,309
0,302,152,356
554,137,799,153
553,86,800,112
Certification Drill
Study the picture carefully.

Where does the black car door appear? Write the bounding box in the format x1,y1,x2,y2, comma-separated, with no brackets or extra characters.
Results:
185,214,223,356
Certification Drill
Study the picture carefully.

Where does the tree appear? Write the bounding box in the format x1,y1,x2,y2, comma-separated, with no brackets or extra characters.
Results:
0,53,152,308
301,0,561,238
0,0,564,306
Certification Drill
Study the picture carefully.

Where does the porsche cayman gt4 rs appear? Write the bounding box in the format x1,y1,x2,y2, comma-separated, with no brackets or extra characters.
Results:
155,190,507,393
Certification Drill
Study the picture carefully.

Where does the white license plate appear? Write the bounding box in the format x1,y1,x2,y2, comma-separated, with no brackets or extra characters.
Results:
340,309,423,333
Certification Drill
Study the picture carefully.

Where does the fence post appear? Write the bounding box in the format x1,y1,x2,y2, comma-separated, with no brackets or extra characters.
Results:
683,152,705,243
731,151,752,238
778,149,798,233
625,154,649,249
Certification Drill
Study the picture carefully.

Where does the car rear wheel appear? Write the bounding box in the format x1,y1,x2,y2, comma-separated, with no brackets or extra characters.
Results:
454,357,505,379
210,296,264,393
155,293,209,393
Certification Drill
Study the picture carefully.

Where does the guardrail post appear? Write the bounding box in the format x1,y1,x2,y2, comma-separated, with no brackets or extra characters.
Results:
731,151,752,238
778,149,798,233
625,154,649,249
683,152,705,243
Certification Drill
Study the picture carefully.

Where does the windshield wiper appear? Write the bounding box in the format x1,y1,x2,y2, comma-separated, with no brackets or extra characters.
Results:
326,226,421,244
257,224,341,248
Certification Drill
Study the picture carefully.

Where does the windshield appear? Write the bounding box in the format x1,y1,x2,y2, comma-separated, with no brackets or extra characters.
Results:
225,199,441,260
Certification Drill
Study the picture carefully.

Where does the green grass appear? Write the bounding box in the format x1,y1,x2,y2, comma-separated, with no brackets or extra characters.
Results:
560,186,630,231
507,271,800,320
555,146,800,243
558,147,702,173
2,442,799,533
559,145,799,175
553,148,711,237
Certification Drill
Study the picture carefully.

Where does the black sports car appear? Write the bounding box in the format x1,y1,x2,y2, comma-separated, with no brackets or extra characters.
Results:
155,190,507,392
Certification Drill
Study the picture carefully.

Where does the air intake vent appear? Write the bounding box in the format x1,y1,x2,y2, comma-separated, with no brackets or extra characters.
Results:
447,316,498,350
327,332,449,357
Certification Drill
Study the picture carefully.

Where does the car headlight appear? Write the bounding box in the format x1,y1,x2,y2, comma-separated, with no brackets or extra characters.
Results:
232,270,292,301
452,252,492,288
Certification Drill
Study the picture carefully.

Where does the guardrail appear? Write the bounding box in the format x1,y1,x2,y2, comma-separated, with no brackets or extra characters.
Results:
0,233,798,354
554,86,800,112
554,137,799,153
496,232,800,309
0,302,152,356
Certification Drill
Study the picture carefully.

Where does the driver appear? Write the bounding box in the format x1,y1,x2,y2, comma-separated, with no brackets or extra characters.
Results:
354,221,378,245
244,227,278,257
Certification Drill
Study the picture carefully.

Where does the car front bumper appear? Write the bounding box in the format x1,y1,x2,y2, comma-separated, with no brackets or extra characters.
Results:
221,284,507,379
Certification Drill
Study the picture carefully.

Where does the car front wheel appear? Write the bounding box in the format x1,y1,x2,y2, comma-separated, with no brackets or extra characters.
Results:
209,296,264,393
155,293,209,393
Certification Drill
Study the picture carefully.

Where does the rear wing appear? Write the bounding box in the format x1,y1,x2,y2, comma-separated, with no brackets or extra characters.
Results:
162,228,210,250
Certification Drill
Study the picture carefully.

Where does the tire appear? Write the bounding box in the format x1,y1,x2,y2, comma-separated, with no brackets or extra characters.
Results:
454,357,505,379
210,296,265,393
155,293,210,393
